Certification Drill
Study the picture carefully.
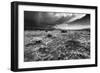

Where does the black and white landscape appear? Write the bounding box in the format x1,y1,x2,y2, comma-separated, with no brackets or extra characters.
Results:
24,11,90,62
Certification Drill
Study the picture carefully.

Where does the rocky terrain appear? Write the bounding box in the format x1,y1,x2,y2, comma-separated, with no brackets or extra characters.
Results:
24,29,90,62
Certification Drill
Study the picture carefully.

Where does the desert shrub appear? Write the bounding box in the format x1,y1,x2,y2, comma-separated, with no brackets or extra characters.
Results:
64,40,81,50
47,34,52,37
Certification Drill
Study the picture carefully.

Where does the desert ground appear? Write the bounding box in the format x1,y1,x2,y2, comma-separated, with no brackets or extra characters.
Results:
24,29,90,62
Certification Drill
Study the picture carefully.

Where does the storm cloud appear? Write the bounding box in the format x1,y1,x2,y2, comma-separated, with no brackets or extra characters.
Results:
24,11,90,30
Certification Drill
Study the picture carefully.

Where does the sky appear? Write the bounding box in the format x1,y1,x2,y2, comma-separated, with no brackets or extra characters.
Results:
24,11,90,30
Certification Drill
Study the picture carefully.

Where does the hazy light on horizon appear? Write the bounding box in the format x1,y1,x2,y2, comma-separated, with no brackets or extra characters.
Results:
54,24,90,30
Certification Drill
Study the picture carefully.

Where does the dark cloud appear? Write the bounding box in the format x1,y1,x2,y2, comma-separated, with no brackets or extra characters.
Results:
24,11,90,30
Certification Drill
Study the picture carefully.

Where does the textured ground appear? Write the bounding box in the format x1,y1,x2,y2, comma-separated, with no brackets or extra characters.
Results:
24,30,90,62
